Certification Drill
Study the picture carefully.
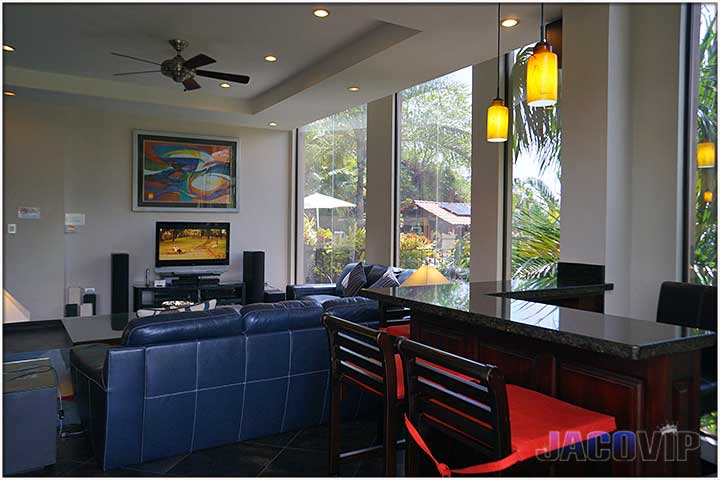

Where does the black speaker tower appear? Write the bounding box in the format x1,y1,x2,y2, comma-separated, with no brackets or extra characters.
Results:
111,253,130,313
243,251,265,304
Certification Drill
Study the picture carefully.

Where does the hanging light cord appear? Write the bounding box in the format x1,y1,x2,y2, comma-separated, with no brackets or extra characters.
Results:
496,3,501,99
540,3,545,42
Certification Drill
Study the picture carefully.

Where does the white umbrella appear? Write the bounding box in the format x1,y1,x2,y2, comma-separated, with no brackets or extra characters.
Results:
303,192,356,210
303,192,356,237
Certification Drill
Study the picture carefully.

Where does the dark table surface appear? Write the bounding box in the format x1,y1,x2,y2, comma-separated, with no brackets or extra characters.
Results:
362,281,716,360
60,313,136,344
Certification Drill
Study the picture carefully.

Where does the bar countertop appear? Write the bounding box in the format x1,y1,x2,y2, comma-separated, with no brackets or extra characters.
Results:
361,280,716,360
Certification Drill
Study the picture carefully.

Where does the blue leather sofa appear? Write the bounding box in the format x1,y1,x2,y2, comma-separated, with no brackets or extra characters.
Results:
69,298,379,470
286,262,414,306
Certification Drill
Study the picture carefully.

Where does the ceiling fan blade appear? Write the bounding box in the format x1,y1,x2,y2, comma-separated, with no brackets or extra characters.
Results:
113,70,160,76
195,70,250,84
110,52,161,66
183,77,202,91
184,54,216,69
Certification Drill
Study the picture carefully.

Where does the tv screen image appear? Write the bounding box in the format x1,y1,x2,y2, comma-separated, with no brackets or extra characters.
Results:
155,222,230,268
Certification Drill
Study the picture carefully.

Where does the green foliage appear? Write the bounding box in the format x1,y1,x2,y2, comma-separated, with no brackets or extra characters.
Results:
692,4,718,286
511,177,560,289
399,233,438,269
304,213,366,283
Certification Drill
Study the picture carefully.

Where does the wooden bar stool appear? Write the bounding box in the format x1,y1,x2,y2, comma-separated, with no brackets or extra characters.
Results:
322,314,406,477
397,338,617,477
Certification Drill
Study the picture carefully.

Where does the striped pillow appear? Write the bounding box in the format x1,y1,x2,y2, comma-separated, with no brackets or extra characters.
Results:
368,267,401,288
341,263,368,297
136,299,217,318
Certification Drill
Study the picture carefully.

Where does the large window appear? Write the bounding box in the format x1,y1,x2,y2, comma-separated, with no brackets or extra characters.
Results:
397,67,473,281
689,3,717,286
509,44,562,287
299,105,367,283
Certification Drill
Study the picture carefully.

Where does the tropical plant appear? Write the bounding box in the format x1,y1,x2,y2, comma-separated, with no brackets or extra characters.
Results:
511,177,560,289
399,233,438,269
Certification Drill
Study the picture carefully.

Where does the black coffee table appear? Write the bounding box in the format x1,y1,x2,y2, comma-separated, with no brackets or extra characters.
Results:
60,313,136,345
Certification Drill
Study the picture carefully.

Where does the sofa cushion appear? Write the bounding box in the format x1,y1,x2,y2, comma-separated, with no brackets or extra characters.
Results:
122,307,243,346
341,262,367,297
240,300,324,334
324,297,379,325
303,294,342,306
368,267,401,288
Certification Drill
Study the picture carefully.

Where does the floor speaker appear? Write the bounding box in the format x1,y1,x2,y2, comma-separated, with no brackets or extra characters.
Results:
111,253,129,313
243,251,265,304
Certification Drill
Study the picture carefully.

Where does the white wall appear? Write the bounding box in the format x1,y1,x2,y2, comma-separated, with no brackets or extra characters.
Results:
4,98,292,320
561,4,685,320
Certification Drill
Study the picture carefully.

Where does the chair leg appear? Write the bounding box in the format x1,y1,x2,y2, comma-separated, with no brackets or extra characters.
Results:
328,379,342,476
383,403,399,477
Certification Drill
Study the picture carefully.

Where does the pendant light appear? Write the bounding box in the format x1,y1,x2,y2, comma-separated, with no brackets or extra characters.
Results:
698,140,716,168
704,190,713,203
487,3,509,143
526,3,558,107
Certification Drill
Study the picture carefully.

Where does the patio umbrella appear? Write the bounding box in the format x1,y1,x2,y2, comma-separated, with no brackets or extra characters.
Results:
303,192,356,236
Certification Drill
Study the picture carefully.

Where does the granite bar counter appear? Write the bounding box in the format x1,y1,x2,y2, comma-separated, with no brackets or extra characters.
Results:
361,281,716,476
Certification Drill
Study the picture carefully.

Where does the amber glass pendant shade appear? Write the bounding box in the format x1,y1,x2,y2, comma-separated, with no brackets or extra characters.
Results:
487,98,509,142
698,141,716,168
527,42,558,107
704,190,713,203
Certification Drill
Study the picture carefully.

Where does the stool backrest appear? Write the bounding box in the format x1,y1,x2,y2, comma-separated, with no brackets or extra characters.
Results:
397,338,512,460
656,281,717,331
322,314,397,399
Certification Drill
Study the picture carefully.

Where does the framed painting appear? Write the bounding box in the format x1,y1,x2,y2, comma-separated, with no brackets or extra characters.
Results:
133,130,239,212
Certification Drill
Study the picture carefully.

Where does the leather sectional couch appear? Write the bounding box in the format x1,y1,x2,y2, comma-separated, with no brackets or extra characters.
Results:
70,297,380,470
286,262,414,305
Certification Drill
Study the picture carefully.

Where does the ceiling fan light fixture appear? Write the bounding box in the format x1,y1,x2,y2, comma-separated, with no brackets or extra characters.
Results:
268,122,278,127
501,18,519,27
3,44,14,52
313,8,330,18
347,86,360,92
4,91,15,96
219,82,231,88
264,55,278,62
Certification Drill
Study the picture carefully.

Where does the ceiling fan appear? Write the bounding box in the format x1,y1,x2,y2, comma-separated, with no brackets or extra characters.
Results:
111,39,250,91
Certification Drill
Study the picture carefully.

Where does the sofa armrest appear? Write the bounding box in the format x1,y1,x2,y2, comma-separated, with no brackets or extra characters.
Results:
324,297,379,326
286,283,337,300
70,343,110,390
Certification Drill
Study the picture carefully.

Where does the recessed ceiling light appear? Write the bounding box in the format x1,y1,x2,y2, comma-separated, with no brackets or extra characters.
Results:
268,122,278,127
264,55,278,62
4,91,16,96
219,82,231,88
3,44,14,52
347,86,360,92
501,18,519,28
313,9,329,18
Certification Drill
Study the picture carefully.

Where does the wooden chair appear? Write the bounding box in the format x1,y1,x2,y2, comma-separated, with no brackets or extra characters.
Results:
397,338,616,477
322,313,406,477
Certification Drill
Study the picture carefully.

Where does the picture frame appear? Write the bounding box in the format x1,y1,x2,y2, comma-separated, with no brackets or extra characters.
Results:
132,129,240,212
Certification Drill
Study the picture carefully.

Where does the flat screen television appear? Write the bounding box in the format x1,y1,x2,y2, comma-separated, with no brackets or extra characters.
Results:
155,221,230,274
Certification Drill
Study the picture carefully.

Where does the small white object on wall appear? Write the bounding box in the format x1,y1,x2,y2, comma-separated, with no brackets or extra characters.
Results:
17,207,40,219
154,279,167,288
65,213,86,226
7,224,16,234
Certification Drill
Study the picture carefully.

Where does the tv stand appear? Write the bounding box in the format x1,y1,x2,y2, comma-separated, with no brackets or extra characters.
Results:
163,273,221,287
132,280,245,312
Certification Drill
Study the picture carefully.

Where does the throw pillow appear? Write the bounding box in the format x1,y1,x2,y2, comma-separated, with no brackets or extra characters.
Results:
136,299,218,318
368,267,401,288
340,263,367,297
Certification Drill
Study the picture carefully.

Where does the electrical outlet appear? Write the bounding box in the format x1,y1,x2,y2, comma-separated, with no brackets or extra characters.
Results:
7,224,16,234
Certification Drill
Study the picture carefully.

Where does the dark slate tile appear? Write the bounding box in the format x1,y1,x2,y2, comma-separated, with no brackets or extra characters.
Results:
123,454,188,475
289,418,378,452
64,460,164,477
243,430,298,448
167,442,281,477
6,460,84,477
56,434,94,463
258,447,327,477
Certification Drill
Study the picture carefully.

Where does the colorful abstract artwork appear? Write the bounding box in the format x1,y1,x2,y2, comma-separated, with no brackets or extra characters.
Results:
134,131,238,211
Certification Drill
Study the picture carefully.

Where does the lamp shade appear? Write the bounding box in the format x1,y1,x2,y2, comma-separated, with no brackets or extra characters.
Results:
487,98,509,143
704,190,713,203
527,42,558,107
401,264,449,287
698,141,716,168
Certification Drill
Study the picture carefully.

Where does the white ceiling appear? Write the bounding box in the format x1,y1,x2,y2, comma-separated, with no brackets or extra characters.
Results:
3,2,562,129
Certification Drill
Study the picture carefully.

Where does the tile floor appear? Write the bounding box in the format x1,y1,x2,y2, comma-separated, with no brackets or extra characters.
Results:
11,417,396,477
